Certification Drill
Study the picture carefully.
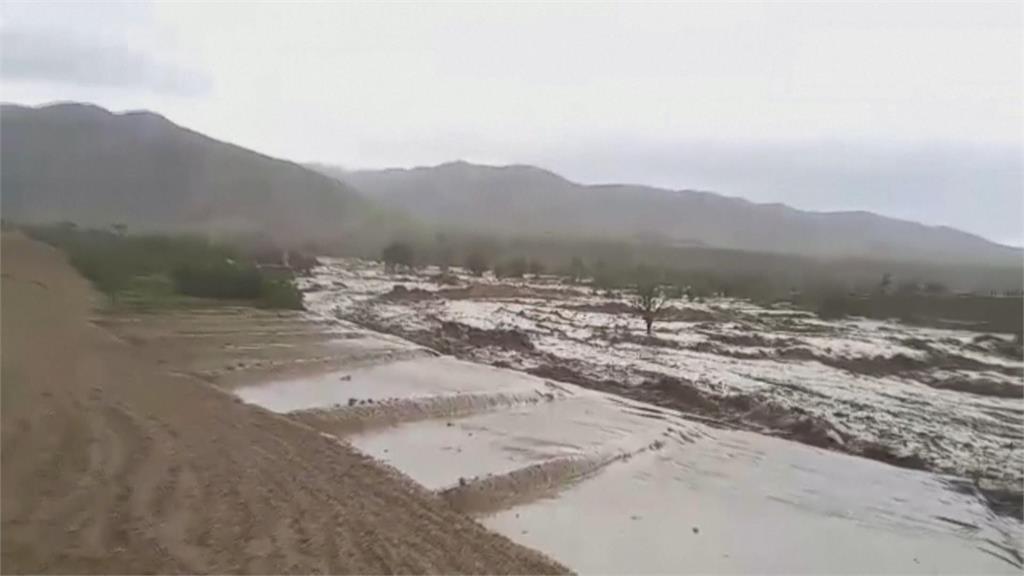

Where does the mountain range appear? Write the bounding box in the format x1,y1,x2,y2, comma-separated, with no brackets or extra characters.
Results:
1,102,369,245
2,102,1019,266
318,162,1021,265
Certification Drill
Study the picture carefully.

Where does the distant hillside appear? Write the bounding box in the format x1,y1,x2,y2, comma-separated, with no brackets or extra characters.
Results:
1,103,373,246
318,161,1021,265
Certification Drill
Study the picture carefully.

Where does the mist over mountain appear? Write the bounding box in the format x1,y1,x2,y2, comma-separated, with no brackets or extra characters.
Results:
318,161,1021,265
1,103,371,245
2,102,1018,268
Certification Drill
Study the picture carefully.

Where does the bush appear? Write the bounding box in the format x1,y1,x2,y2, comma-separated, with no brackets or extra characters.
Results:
25,224,304,310
590,260,610,287
259,278,304,309
171,261,263,299
382,241,414,272
465,251,489,276
172,261,305,309
495,256,527,279
568,256,587,282
816,294,856,319
68,250,131,296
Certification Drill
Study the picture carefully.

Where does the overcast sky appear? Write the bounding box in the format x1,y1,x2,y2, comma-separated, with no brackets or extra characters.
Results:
2,1,1021,245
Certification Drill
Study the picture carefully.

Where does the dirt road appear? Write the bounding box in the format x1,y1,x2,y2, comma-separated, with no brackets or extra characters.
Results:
0,232,566,574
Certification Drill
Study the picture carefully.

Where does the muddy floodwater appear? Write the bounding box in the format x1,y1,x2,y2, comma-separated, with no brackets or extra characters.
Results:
302,259,1023,489
230,258,1024,573
240,356,1020,573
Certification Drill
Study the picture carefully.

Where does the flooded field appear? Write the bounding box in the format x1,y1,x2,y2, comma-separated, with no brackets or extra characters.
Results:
301,259,1023,502
105,259,1023,572
238,351,1021,573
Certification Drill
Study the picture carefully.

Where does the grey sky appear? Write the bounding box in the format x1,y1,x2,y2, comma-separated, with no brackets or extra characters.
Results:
2,1,1021,245
2,28,210,95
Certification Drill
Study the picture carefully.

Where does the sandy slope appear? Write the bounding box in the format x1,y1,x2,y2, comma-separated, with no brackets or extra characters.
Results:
0,232,566,574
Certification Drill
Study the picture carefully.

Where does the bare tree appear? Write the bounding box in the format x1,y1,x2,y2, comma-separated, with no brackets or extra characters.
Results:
633,281,670,335
568,256,587,283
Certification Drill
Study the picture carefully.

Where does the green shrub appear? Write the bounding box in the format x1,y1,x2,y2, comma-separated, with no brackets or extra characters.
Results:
495,256,527,278
258,278,304,309
25,224,304,310
382,241,414,271
171,261,263,299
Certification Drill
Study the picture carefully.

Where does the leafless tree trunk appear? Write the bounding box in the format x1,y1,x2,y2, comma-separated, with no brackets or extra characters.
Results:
634,283,668,335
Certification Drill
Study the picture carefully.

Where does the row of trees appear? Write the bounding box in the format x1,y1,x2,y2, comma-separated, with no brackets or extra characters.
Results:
26,224,304,309
383,241,678,334
382,241,544,278
379,241,1022,336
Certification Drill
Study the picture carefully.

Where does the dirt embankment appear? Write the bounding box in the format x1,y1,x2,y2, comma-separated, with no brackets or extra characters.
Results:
0,233,566,575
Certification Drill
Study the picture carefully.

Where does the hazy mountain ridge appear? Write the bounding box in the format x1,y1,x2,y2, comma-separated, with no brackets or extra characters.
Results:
2,102,1017,266
1,102,371,245
320,161,1020,265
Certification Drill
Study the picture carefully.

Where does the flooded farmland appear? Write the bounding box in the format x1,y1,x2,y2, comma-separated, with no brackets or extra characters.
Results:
238,350,1021,573
302,259,1023,490
223,257,1024,572
103,258,1024,573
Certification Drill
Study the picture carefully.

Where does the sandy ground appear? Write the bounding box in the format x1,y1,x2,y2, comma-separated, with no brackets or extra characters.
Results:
0,233,566,574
